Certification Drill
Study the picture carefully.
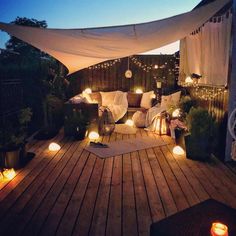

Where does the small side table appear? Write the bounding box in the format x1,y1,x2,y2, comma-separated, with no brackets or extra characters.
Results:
150,199,236,236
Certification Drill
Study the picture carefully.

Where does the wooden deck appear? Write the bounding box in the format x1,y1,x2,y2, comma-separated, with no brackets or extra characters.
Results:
0,129,236,236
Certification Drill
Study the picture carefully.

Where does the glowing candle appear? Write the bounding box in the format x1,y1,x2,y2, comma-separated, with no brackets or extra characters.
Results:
49,142,61,151
84,88,92,94
211,223,228,236
172,109,180,118
125,119,134,127
3,169,16,180
185,76,193,83
173,146,185,155
135,88,143,94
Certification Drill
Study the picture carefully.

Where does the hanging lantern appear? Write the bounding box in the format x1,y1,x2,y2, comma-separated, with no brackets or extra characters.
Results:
125,56,132,79
153,111,167,135
98,108,115,136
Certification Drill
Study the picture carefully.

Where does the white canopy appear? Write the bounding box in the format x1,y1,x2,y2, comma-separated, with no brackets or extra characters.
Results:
0,0,230,74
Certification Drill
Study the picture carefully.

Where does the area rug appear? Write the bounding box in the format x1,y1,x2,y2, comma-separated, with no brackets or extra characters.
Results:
85,136,168,158
114,124,137,134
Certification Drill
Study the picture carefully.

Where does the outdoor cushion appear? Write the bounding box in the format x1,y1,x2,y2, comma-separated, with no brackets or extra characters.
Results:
140,91,154,109
132,111,147,128
161,91,181,109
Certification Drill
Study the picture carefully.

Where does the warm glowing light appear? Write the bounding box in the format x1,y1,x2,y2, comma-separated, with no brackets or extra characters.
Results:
185,76,193,83
88,131,100,140
153,114,167,135
154,64,158,69
0,172,4,181
172,109,181,118
125,119,134,127
211,222,228,236
135,88,143,94
49,142,61,151
156,81,162,88
173,146,185,155
3,169,16,180
84,88,92,94
151,94,156,99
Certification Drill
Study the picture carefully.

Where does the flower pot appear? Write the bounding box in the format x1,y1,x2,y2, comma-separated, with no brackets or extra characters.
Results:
185,135,211,161
4,148,21,168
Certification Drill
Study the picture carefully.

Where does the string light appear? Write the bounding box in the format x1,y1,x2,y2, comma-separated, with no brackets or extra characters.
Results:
88,59,121,70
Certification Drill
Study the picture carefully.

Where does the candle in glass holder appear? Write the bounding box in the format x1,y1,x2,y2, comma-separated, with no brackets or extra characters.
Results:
211,222,228,236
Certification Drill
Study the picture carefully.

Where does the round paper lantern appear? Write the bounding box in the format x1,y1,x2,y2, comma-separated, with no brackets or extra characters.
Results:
49,142,61,151
173,146,185,155
88,131,100,140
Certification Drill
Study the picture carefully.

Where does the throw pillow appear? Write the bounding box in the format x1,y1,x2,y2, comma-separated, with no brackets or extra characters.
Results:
127,92,142,107
161,91,181,109
140,91,154,109
100,91,117,106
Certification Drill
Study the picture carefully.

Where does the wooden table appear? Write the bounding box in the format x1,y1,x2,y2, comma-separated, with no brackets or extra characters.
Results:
150,199,236,236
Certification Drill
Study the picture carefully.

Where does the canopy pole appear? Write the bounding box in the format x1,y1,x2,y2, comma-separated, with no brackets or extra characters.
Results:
225,0,236,161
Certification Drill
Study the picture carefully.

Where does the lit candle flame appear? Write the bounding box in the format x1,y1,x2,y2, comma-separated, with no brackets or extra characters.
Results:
3,169,16,180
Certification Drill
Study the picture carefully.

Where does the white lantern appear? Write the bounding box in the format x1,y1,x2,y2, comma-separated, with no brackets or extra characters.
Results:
49,142,61,151
88,131,100,140
173,146,185,155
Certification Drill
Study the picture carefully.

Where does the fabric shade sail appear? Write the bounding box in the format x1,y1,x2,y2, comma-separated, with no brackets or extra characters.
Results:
0,0,230,74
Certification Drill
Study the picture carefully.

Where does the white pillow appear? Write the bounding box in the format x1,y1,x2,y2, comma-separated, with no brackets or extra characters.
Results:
140,91,154,109
161,91,181,109
100,91,117,106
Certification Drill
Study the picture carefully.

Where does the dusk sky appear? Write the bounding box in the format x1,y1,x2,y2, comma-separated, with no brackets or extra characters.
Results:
0,0,200,54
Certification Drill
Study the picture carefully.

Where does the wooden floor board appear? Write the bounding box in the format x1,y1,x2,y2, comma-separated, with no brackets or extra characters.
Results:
0,129,236,236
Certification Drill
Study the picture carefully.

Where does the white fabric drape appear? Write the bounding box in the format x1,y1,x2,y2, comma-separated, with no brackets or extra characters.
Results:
0,0,229,74
179,11,232,86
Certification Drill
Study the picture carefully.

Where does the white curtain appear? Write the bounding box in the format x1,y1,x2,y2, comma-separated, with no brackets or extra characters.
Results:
179,11,232,86
0,0,229,74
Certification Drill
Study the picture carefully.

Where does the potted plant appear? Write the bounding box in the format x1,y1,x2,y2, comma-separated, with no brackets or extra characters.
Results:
0,108,32,168
185,107,218,161
64,108,89,140
179,95,197,114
